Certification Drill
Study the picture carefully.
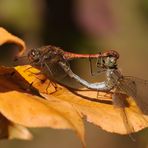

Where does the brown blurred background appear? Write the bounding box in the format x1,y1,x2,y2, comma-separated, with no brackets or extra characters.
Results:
0,0,148,148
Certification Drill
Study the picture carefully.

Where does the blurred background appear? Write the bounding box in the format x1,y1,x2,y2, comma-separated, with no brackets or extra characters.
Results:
0,0,148,147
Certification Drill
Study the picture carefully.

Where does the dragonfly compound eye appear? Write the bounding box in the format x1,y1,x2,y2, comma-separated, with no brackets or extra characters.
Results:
104,57,117,68
28,48,41,63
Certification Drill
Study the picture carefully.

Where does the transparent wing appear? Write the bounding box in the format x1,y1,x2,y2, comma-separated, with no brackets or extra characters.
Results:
42,62,68,81
43,62,87,88
116,76,148,115
112,89,135,134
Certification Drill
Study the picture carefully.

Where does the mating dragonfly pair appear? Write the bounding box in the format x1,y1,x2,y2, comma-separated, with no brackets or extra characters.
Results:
25,45,148,117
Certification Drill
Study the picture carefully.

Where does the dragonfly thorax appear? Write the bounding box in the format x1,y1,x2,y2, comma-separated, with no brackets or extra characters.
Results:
97,56,118,70
106,69,123,87
28,46,65,67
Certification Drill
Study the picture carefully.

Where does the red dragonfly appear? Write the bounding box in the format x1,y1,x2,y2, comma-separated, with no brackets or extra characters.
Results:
26,45,118,77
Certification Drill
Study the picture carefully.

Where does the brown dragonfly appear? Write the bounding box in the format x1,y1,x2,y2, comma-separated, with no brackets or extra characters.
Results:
22,45,117,82
59,49,148,135
18,45,148,134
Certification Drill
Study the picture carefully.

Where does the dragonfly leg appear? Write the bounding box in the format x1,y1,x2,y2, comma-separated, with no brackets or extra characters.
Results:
96,91,112,100
28,71,42,77
45,80,60,94
23,66,33,73
29,76,60,94
89,56,96,76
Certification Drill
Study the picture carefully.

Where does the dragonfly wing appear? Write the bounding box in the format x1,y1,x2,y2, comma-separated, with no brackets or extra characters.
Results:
112,91,135,134
117,76,148,115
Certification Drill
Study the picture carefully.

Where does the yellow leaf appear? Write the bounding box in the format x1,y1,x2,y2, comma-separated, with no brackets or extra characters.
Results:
15,65,63,94
1,27,148,148
15,65,148,134
52,87,148,134
0,113,32,140
0,113,9,139
0,27,26,56
8,124,33,140
0,91,85,146
0,28,85,146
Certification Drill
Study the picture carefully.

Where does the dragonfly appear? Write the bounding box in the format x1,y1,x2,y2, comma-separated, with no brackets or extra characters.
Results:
60,50,148,115
24,46,148,134
26,45,98,74
26,46,148,116
25,45,117,81
59,50,148,135
26,45,118,73
14,45,100,83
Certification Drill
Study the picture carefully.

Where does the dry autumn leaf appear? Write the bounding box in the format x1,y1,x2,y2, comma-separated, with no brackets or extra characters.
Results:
0,27,33,141
0,27,148,148
0,113,32,140
0,66,85,146
15,65,148,134
0,28,85,147
0,27,26,56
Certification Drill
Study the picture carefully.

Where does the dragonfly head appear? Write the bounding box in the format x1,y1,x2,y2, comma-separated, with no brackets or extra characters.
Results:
104,56,118,69
28,48,41,64
97,51,118,70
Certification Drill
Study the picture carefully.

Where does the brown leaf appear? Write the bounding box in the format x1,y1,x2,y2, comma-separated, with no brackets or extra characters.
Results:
15,65,63,94
50,87,148,134
0,66,85,146
8,124,33,140
0,113,32,140
15,65,148,134
1,27,148,148
0,28,85,146
0,90,85,146
0,113,9,139
0,27,26,56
